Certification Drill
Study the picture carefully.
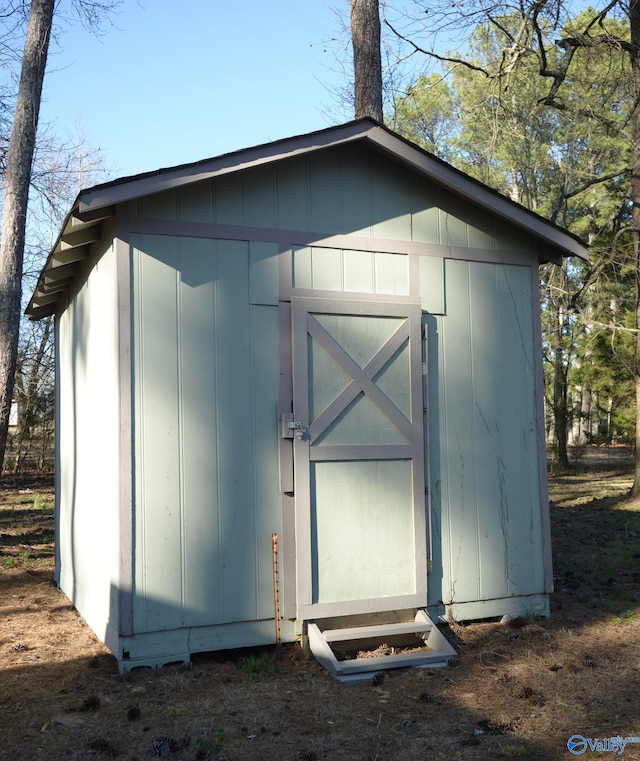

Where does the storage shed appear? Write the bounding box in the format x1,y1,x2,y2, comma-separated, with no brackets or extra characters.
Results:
27,119,587,677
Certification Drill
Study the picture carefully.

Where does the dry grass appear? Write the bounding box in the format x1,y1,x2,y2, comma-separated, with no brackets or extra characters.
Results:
2,467,640,760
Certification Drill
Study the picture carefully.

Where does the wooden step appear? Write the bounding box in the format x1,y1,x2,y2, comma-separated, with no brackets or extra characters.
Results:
322,619,435,642
308,610,456,684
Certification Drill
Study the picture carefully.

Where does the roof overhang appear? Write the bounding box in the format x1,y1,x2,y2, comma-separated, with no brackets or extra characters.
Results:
26,118,588,319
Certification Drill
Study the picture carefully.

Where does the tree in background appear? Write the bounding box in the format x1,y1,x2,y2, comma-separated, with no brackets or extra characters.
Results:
0,0,55,474
387,3,637,470
0,1,118,474
391,72,456,160
351,0,383,121
5,121,110,473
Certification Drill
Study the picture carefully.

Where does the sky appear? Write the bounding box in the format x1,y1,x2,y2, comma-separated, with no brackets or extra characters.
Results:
39,0,351,182
34,0,601,187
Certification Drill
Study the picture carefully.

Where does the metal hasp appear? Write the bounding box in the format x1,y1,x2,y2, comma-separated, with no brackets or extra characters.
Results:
280,412,306,440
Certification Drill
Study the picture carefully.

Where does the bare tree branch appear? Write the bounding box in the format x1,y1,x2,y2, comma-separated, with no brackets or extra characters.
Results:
383,16,494,77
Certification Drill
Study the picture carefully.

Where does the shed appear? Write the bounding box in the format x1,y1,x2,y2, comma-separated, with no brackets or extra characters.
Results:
27,118,587,677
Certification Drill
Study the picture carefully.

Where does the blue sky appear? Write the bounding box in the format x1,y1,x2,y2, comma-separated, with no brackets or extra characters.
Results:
36,0,599,185
40,0,351,180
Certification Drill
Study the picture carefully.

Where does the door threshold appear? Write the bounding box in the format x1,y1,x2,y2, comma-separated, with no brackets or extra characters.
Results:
307,609,457,684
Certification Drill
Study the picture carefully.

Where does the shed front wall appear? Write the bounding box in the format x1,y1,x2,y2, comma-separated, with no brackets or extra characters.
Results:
427,259,548,621
130,234,283,660
128,143,540,257
125,141,550,658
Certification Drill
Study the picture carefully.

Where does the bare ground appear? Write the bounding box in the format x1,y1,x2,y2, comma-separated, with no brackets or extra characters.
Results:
1,467,640,760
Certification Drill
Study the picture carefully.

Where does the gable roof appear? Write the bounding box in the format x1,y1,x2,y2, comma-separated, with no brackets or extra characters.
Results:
26,118,588,319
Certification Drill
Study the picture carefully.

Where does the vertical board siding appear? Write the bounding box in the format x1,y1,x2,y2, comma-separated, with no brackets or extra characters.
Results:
343,248,375,293
338,144,374,238
132,234,281,634
276,157,310,231
496,266,544,593
311,246,343,291
470,263,508,600
439,210,468,248
57,243,120,644
137,190,177,221
374,252,409,294
133,235,183,632
371,159,413,241
439,261,481,603
250,305,281,619
432,259,542,606
179,238,220,628
308,149,342,232
243,164,277,228
292,246,409,296
420,256,445,314
128,144,538,258
215,242,257,623
213,172,244,226
249,241,279,305
178,180,214,224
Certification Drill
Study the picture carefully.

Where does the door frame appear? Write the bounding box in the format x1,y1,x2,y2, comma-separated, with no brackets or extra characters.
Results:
290,296,428,620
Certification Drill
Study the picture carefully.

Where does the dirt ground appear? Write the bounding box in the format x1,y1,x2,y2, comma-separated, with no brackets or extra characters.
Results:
2,467,640,760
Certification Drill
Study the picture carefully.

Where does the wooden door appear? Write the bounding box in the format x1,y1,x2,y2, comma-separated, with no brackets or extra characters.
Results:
292,297,428,620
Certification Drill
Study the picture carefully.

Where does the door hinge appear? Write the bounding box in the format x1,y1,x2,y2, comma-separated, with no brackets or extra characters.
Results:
427,560,433,574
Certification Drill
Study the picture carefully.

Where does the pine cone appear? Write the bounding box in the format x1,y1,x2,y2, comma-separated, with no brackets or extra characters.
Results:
79,695,101,712
89,736,110,752
149,737,180,758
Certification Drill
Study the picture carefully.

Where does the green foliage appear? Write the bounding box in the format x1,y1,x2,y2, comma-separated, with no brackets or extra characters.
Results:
237,652,277,680
392,8,636,453
166,705,187,718
391,72,457,161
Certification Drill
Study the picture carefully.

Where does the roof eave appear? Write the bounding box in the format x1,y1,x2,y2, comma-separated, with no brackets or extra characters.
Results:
361,125,588,262
25,204,113,319
75,118,588,263
76,120,376,215
26,118,589,318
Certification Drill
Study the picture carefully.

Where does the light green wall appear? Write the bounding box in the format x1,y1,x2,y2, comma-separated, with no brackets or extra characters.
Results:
53,136,552,672
129,144,537,256
128,148,546,628
56,241,121,644
131,234,281,633
427,259,544,609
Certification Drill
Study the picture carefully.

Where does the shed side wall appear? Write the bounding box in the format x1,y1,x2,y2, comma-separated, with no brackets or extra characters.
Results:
55,241,121,643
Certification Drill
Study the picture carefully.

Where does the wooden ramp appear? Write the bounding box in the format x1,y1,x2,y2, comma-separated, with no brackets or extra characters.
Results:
308,610,456,684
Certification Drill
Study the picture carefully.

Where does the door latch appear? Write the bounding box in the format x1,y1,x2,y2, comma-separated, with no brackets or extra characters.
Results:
280,413,306,440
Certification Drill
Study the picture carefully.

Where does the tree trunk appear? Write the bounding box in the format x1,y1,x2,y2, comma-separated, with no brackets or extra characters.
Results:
553,302,570,468
629,0,640,496
351,0,383,122
0,0,55,474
